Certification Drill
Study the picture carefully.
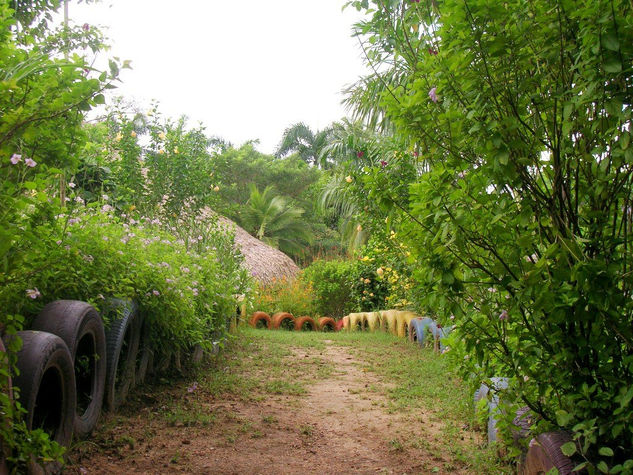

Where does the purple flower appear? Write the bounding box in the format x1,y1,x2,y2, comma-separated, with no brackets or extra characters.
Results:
26,288,41,299
429,87,439,103
82,23,90,31
24,157,37,167
152,290,160,296
357,151,364,158
187,381,198,393
380,160,388,168
499,310,509,321
10,154,21,164
428,48,438,56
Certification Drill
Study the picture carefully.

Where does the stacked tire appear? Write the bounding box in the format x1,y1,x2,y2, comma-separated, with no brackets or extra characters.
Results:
2,298,149,472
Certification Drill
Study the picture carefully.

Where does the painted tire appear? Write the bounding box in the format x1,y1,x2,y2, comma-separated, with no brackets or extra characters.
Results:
272,312,295,330
250,311,272,329
6,331,76,449
512,406,534,446
32,300,106,438
380,310,399,335
364,312,381,332
334,319,345,331
428,321,452,351
348,313,366,331
409,317,434,345
103,299,141,412
342,315,350,330
524,432,577,475
318,317,336,332
294,316,317,331
134,316,152,386
486,377,509,444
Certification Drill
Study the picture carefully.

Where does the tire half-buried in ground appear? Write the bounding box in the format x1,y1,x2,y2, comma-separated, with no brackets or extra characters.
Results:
250,311,272,329
103,299,141,412
5,331,76,450
271,312,295,330
32,300,106,438
294,316,317,331
318,317,336,332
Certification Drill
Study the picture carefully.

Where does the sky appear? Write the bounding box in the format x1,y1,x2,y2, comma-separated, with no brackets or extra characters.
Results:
68,0,369,154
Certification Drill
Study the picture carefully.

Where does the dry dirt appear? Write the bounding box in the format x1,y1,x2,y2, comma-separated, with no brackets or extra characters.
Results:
66,340,484,474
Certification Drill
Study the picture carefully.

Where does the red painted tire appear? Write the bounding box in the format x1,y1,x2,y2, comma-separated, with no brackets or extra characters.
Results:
250,311,271,329
318,317,336,332
523,432,577,475
294,316,317,331
32,300,106,438
272,312,295,330
334,319,345,331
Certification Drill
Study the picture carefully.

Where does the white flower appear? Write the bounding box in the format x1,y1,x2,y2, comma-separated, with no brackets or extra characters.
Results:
26,288,41,299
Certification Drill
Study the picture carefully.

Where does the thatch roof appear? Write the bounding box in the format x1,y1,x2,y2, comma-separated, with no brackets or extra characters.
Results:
217,216,300,286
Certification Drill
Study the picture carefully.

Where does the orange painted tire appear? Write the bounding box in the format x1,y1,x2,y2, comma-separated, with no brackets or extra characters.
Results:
294,316,317,331
334,319,345,331
272,312,295,330
250,311,271,329
318,317,336,332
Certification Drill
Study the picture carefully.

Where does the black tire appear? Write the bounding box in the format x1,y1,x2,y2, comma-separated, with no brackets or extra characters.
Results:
133,315,151,386
103,299,140,412
32,300,106,438
0,338,12,474
6,331,76,449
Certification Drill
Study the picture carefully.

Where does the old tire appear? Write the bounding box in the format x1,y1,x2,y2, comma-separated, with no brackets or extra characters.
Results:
380,310,399,335
364,312,381,332
294,316,317,331
318,317,336,332
272,312,295,330
409,317,434,345
348,313,366,331
334,319,345,331
250,312,271,329
32,300,106,438
486,377,509,444
523,432,577,475
0,338,12,473
342,315,350,330
134,316,152,386
7,331,76,448
103,299,141,411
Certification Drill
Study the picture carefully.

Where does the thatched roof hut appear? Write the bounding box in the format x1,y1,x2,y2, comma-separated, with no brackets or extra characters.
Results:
217,216,300,286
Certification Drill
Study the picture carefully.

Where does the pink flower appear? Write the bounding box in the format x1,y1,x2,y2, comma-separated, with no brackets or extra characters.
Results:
499,310,509,321
429,87,439,103
68,182,76,189
380,160,388,168
428,48,438,56
357,151,364,158
26,288,41,299
82,23,90,31
187,381,198,393
192,288,199,296
10,154,21,164
25,157,37,167
152,290,160,296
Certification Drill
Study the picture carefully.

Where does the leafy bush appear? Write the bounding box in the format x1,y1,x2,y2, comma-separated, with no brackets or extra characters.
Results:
302,259,355,318
250,276,315,318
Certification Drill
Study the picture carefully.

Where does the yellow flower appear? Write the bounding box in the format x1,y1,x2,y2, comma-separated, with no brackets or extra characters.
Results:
364,278,370,284
158,132,166,140
357,224,362,232
376,267,384,276
345,176,353,183
115,132,122,142
130,131,137,138
158,149,165,155
213,186,220,192
174,146,179,154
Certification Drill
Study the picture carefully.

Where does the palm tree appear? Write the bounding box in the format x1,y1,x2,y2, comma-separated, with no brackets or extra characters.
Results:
275,122,334,169
237,185,312,259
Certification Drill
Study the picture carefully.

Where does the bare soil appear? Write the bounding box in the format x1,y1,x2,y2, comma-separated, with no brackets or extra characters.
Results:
66,339,485,474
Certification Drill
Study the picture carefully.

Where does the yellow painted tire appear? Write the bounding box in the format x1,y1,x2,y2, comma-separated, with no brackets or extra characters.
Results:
348,312,366,331
380,310,399,335
342,315,350,330
364,312,381,332
393,311,415,338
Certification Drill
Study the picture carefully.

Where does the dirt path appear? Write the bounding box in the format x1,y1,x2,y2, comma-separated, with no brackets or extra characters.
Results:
67,333,497,474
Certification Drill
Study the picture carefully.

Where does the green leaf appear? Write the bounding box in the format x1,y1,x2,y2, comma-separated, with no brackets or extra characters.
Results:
598,447,614,457
597,461,609,473
604,57,622,73
602,32,620,51
93,93,105,104
560,441,577,457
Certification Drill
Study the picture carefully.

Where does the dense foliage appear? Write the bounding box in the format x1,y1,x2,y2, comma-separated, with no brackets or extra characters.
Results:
343,0,633,469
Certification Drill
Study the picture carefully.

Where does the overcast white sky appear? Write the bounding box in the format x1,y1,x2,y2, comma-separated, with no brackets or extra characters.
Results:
68,0,369,154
